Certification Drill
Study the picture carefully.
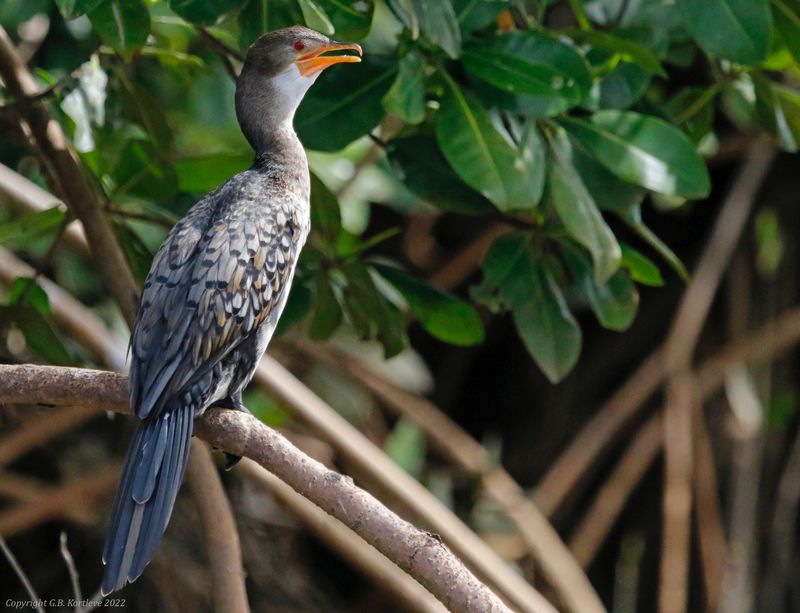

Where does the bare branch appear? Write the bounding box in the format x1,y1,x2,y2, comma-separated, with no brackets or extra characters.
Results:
0,536,45,613
239,460,449,613
294,340,604,613
60,531,84,607
0,363,526,613
186,442,250,613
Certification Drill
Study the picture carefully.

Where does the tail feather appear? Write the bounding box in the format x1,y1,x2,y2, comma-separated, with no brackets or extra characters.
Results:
101,407,194,595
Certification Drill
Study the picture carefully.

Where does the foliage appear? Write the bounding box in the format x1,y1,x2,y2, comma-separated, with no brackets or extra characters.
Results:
1,0,797,383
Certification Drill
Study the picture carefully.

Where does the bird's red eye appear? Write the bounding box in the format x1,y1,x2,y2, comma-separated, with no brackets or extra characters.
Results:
294,41,305,51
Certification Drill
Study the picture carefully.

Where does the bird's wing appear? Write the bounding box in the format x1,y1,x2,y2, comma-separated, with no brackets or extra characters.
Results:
129,183,304,420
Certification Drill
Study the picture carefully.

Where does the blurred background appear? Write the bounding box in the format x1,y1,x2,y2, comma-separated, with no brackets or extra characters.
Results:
0,0,799,611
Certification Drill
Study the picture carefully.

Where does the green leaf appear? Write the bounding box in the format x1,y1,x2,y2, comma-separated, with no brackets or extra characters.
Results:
298,0,335,35
384,418,426,477
174,152,252,193
547,127,621,284
593,62,651,110
665,87,718,144
618,204,689,281
8,278,51,315
567,29,667,76
677,0,771,65
567,140,645,212
88,0,150,56
169,0,248,25
563,242,639,331
55,0,103,18
559,110,711,199
476,233,581,382
113,222,154,285
310,173,342,244
374,264,485,346
462,32,591,105
309,273,342,340
114,139,177,201
772,0,800,63
0,208,65,245
318,0,374,40
454,0,509,32
0,304,74,365
383,50,427,125
620,243,664,287
339,264,407,357
296,56,396,151
754,75,800,152
238,0,301,48
411,0,462,58
387,136,494,214
275,275,313,334
435,78,541,211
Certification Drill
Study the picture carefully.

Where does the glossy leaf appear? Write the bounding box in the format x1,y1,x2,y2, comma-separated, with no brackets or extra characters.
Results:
0,304,74,365
174,152,252,192
454,0,509,32
773,0,800,63
618,204,689,281
0,207,65,245
436,79,540,211
559,110,710,198
169,0,248,25
310,173,342,244
298,0,334,36
563,242,639,331
238,0,302,48
309,273,342,340
55,0,103,18
567,140,645,212
568,29,666,76
620,243,664,287
754,76,800,152
475,233,581,382
374,264,485,346
8,278,51,315
88,0,150,56
387,135,494,215
318,0,374,40
462,32,591,105
114,139,177,201
383,50,427,125
677,0,771,64
548,128,621,284
412,0,462,58
296,56,396,151
339,263,407,358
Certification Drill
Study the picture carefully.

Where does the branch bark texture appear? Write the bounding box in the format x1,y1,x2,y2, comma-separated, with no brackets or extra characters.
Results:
0,364,519,613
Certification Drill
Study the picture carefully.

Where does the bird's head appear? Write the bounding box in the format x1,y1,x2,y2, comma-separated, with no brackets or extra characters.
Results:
236,26,362,151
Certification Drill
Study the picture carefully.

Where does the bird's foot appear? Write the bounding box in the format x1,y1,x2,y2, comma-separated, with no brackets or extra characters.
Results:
224,452,242,470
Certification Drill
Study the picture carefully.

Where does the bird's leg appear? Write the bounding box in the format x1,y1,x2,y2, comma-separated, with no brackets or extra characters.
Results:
222,388,250,470
210,388,252,414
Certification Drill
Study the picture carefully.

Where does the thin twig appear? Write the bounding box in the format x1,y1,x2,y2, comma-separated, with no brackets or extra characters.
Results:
0,535,45,613
60,531,84,606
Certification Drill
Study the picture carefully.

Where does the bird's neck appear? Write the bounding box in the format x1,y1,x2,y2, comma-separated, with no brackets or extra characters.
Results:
235,64,315,156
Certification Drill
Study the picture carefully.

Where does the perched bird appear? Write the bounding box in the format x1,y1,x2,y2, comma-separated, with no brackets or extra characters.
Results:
101,26,362,595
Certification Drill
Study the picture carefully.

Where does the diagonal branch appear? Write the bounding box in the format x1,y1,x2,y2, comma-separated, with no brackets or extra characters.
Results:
0,363,521,613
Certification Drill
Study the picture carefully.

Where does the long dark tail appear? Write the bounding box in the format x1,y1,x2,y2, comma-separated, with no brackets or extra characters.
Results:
101,406,194,595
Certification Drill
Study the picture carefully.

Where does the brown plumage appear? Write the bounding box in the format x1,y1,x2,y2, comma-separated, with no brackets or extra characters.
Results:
101,26,361,595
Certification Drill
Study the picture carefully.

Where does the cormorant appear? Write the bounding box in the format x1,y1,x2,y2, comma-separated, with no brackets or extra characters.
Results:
101,26,362,595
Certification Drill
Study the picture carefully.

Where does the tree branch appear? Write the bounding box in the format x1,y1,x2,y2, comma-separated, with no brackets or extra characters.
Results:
0,363,519,613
